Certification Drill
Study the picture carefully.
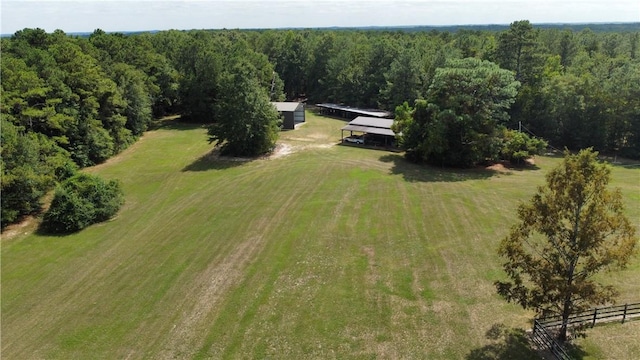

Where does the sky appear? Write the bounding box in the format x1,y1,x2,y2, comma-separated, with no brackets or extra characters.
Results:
1,0,639,34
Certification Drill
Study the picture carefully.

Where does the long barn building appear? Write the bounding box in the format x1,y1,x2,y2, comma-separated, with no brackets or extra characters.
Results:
316,103,392,119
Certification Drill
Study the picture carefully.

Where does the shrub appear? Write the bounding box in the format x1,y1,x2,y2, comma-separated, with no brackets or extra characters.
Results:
499,129,547,165
41,174,124,233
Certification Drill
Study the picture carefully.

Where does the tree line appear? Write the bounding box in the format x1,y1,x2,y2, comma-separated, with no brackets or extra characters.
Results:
2,22,639,227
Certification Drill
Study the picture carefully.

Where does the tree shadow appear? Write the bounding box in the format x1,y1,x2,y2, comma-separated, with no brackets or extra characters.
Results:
307,107,350,122
338,142,401,152
182,150,252,172
379,154,500,182
148,116,206,131
465,324,540,360
494,160,540,172
35,216,119,237
35,226,69,236
542,149,640,169
564,341,589,359
597,154,640,169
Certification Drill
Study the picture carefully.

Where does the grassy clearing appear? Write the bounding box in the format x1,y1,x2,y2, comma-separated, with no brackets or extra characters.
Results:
571,321,640,360
2,112,639,359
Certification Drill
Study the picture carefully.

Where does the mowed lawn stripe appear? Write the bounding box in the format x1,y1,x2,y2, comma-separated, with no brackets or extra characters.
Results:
193,150,541,359
114,150,336,358
1,113,638,359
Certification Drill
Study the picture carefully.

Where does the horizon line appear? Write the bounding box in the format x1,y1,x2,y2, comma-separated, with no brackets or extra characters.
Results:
3,21,639,36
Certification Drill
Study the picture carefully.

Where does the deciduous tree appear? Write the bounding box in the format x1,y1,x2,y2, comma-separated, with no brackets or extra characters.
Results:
394,58,519,167
207,60,280,157
1,119,77,227
495,149,637,342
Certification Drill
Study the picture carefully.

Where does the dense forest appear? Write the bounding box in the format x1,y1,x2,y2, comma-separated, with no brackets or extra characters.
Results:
2,22,639,227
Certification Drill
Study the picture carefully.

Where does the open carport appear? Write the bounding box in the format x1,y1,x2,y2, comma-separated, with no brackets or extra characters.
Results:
341,116,397,147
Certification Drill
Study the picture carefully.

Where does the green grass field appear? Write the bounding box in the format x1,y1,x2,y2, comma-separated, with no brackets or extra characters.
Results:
2,112,639,359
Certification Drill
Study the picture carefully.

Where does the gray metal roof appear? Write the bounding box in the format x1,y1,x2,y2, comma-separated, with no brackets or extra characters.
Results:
341,124,395,137
349,116,395,129
316,103,392,118
341,115,397,137
272,102,302,112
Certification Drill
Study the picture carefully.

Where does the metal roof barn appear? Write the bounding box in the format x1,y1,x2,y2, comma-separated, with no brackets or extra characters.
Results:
272,102,305,130
316,103,392,119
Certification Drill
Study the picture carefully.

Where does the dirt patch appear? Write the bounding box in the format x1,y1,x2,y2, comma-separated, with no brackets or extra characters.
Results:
2,193,53,241
1,215,38,241
268,142,335,159
286,137,315,142
486,163,510,172
206,143,296,162
271,143,294,159
210,142,334,162
312,143,335,149
307,132,329,139
485,158,535,172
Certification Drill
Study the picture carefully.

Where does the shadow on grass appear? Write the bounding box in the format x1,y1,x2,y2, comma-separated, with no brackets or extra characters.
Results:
466,324,540,360
35,218,111,237
598,154,640,169
564,342,588,359
544,149,640,169
380,154,499,182
307,108,350,122
338,142,402,152
35,225,77,237
148,116,206,131
182,151,252,172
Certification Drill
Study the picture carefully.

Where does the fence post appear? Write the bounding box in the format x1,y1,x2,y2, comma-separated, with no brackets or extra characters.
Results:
622,304,628,324
592,308,598,328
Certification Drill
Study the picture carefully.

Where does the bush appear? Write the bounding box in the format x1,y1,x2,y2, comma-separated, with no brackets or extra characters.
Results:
41,174,124,233
499,129,548,165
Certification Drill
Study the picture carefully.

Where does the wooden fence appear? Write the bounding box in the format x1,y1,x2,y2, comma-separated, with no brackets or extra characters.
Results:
532,302,640,360
532,320,572,360
537,302,640,329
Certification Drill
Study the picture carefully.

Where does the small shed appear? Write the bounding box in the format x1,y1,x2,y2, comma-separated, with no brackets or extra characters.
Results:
272,102,305,130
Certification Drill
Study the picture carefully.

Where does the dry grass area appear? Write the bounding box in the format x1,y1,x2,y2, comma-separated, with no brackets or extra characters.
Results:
572,321,640,359
2,112,639,359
